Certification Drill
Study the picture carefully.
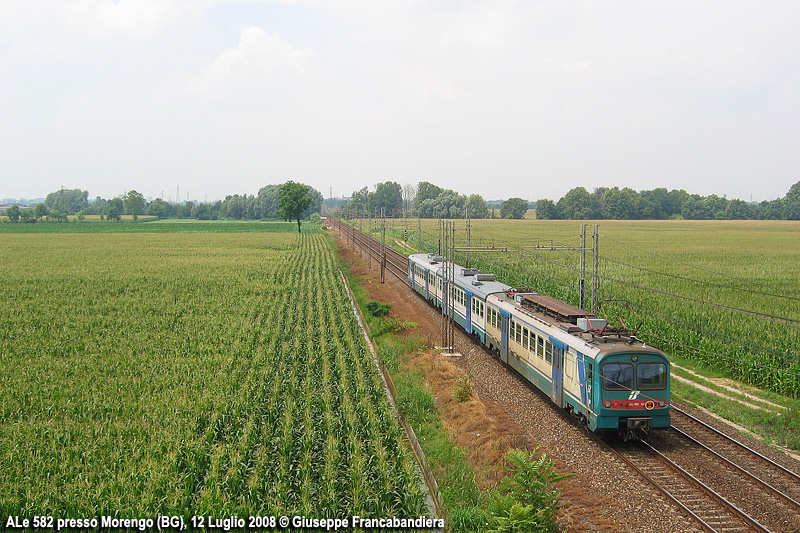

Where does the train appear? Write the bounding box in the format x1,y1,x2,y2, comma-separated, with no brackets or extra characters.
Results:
408,252,670,441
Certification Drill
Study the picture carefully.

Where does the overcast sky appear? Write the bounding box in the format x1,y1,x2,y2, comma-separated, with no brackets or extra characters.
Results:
2,1,799,203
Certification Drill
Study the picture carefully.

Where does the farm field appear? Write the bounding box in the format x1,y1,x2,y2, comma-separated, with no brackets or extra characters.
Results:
364,218,800,399
0,222,424,517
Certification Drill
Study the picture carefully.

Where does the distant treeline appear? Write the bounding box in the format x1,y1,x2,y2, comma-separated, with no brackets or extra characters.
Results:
2,184,323,222
535,182,800,220
341,181,529,219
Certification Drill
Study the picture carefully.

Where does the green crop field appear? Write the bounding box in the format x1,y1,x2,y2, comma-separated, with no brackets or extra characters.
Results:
363,218,800,399
0,222,424,518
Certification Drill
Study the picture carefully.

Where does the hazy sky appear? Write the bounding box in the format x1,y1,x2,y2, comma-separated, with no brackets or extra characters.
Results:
2,1,799,203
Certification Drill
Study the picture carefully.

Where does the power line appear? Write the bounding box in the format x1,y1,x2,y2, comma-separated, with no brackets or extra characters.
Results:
601,233,800,297
600,272,800,328
603,256,800,303
645,332,800,381
627,301,800,367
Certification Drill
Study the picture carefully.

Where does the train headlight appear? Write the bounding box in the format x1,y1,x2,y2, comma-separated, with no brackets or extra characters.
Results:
658,400,667,408
603,400,612,408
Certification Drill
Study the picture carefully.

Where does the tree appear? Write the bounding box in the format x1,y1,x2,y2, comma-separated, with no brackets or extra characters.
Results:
557,187,598,219
146,198,170,219
303,187,324,219
278,181,313,233
784,180,800,220
534,199,560,220
5,205,20,223
725,199,750,220
680,195,710,220
105,204,121,221
123,190,146,221
254,184,281,218
44,188,88,214
465,194,489,219
402,183,417,212
372,181,403,215
500,197,528,219
34,203,50,221
191,203,211,220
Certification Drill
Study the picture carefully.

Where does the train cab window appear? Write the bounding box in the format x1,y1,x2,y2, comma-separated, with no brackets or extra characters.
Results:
637,363,667,390
602,363,634,391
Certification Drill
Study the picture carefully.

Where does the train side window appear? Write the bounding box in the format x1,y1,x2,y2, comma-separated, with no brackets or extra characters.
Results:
602,363,634,391
537,336,544,359
545,341,552,365
522,327,529,349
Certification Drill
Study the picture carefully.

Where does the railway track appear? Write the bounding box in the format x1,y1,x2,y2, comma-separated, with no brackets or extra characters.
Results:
608,437,769,532
329,217,411,282
328,217,800,532
658,405,800,531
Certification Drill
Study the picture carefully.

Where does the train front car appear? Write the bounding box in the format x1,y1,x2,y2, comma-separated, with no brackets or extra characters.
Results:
591,344,671,441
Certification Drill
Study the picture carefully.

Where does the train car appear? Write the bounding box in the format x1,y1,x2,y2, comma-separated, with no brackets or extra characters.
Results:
408,253,670,441
407,254,511,344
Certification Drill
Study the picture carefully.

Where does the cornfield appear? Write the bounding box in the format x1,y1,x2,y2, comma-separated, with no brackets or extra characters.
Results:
0,224,424,517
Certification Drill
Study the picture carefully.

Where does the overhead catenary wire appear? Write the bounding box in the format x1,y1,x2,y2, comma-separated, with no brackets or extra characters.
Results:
627,301,800,367
645,332,800,380
600,233,800,297
602,256,800,304
600,272,800,329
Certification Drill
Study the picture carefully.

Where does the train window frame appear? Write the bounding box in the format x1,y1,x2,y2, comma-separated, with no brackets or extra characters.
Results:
565,351,574,379
545,340,552,365
602,363,634,391
637,363,667,390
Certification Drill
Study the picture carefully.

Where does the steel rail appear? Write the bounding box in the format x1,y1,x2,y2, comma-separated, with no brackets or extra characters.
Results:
671,406,800,483
667,424,800,513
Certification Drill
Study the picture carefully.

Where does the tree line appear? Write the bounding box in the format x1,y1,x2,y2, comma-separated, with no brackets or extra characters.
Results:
341,180,530,219
3,183,323,226
535,182,800,220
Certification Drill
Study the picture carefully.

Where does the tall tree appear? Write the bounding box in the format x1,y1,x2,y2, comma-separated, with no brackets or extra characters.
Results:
44,188,88,215
534,199,560,220
465,194,489,219
372,181,403,215
402,183,417,212
415,181,443,205
557,187,598,219
500,197,528,219
123,190,146,221
278,181,313,233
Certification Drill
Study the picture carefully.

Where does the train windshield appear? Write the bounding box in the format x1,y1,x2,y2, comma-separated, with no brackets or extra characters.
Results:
602,363,634,391
637,363,667,390
602,362,668,391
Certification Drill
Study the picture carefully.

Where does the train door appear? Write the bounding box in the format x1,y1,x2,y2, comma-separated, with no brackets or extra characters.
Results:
500,311,510,364
551,339,566,407
465,293,472,334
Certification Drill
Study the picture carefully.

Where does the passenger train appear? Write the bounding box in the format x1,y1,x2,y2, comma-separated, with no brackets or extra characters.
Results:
408,253,670,441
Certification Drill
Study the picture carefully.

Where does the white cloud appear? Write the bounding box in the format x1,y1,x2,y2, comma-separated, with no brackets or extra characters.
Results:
165,25,320,107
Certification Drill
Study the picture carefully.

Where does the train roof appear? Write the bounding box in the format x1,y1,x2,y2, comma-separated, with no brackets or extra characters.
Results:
409,253,511,298
410,253,665,358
